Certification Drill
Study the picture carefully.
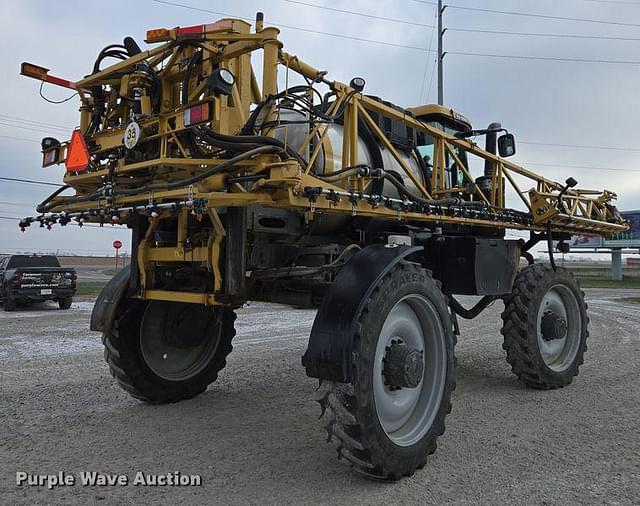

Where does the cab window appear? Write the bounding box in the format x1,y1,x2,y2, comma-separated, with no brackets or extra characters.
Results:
417,122,468,189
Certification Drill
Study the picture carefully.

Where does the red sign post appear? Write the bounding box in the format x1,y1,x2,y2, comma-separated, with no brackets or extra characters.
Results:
113,240,123,270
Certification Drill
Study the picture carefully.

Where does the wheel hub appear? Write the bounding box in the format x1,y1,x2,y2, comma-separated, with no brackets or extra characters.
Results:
140,302,222,381
164,304,212,348
541,310,567,341
383,341,424,390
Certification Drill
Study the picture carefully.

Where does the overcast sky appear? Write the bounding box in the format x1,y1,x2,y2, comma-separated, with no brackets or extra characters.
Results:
1,0,640,255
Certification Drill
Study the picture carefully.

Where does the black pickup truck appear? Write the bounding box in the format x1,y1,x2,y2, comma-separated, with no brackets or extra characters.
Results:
0,255,76,311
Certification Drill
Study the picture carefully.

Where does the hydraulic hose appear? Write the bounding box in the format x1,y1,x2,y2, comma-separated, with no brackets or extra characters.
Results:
115,145,281,196
193,128,262,153
383,172,487,208
318,168,362,183
36,185,71,214
449,295,496,319
197,126,308,169
317,164,378,183
38,186,108,213
39,146,281,210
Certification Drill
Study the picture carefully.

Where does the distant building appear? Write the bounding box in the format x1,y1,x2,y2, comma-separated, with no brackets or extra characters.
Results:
570,210,640,279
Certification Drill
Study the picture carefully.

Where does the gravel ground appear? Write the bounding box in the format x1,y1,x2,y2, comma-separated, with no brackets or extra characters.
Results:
1,289,639,505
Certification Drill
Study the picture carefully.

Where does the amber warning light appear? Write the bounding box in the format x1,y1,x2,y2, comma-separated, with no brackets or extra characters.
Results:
20,62,76,90
145,28,172,43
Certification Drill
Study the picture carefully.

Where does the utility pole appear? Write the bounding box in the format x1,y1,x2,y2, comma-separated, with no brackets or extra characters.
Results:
437,0,446,105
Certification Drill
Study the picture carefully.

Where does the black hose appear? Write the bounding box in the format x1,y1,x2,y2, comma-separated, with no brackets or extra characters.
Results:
123,36,142,56
92,44,129,73
193,128,262,153
357,117,384,194
197,126,308,168
39,187,107,212
115,145,281,196
88,40,149,133
41,147,280,210
547,222,557,271
182,52,202,106
382,172,434,204
450,296,496,319
383,172,487,208
522,250,535,265
36,185,72,214
320,164,370,178
225,174,266,185
242,87,330,135
241,97,273,135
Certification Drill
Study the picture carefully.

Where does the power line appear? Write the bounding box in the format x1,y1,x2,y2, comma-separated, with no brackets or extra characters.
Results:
412,0,640,6
152,0,640,65
0,201,36,208
0,120,68,134
0,135,40,144
449,51,640,65
520,140,640,152
0,121,64,136
448,27,640,42
425,54,438,102
0,177,64,187
521,161,640,173
0,114,72,132
282,0,434,27
445,4,640,29
152,0,432,51
419,10,439,103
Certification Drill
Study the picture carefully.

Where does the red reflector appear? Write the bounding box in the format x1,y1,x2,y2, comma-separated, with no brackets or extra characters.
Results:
65,130,90,172
205,20,234,32
177,24,205,37
183,103,210,126
172,20,235,40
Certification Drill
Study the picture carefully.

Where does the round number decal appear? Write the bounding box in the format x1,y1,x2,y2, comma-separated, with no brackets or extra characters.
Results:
124,122,141,149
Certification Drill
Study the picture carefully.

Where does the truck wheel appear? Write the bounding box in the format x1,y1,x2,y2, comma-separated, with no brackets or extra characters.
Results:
103,300,236,403
58,297,72,310
501,264,588,389
316,262,456,480
3,296,16,312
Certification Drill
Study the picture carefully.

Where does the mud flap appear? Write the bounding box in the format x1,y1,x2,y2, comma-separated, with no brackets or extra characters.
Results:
89,266,131,333
302,244,423,383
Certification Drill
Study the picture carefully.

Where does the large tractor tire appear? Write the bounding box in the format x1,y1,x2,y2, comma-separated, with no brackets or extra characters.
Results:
501,264,588,389
316,262,456,480
103,300,236,403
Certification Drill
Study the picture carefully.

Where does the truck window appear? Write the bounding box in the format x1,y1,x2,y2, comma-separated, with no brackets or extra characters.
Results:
6,255,61,269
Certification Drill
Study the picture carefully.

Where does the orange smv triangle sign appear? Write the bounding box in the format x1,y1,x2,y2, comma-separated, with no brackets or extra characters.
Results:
65,129,90,172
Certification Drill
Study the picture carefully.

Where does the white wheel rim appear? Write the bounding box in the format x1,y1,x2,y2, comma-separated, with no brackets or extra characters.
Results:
536,284,582,372
373,294,447,446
